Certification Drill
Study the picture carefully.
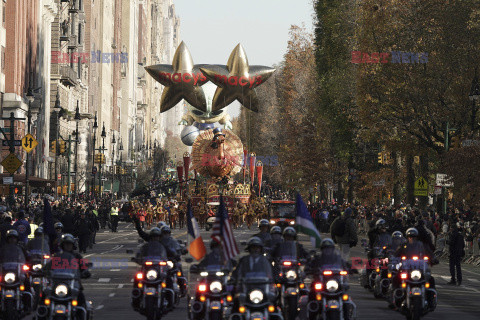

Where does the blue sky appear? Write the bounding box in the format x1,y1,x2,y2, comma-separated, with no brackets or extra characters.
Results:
173,0,315,116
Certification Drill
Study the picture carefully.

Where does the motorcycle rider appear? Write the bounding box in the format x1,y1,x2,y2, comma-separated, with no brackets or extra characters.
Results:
369,219,393,251
229,237,275,312
13,210,31,244
391,231,406,252
271,226,309,262
197,240,235,271
254,219,272,245
47,234,91,310
51,222,64,253
265,226,283,253
26,227,51,255
132,227,167,311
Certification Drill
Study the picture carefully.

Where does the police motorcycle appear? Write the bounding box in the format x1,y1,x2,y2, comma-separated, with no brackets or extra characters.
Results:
371,245,394,299
189,264,232,320
229,271,283,320
305,264,356,320
272,241,307,320
130,241,174,320
27,249,51,308
359,239,383,290
391,255,437,320
0,244,34,320
35,252,93,320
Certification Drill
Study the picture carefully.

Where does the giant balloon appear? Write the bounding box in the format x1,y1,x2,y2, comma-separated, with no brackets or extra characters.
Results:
145,41,209,112
199,44,276,112
180,125,200,146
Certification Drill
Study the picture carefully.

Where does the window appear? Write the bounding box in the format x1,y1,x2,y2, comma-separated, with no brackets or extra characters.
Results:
78,23,82,43
2,2,5,27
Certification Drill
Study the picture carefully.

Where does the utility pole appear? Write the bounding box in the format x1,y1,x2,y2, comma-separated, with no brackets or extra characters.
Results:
74,102,80,199
25,88,34,212
91,112,97,200
67,135,72,197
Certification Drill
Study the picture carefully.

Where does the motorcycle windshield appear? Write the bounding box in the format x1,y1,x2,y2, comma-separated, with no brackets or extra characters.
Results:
243,272,271,284
277,241,297,262
0,244,26,264
28,239,51,256
141,241,167,260
401,260,428,272
205,265,224,272
49,253,81,280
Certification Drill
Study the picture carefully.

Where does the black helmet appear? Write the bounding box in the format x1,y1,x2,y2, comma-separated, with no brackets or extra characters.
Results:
270,226,282,235
283,226,296,238
247,236,264,250
149,227,162,237
160,226,171,234
6,229,18,239
157,221,167,229
405,228,418,238
210,239,220,249
60,233,75,246
54,222,64,229
259,219,269,228
321,238,335,249
34,227,44,237
376,219,386,229
392,231,403,238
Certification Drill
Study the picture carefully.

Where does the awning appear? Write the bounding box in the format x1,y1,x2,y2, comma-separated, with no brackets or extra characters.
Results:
0,174,55,187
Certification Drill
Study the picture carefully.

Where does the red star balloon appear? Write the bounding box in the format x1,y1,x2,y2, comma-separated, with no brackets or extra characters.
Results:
199,44,276,112
145,41,209,112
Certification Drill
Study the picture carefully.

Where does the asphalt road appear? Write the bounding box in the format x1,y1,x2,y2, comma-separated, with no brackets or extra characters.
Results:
37,222,480,319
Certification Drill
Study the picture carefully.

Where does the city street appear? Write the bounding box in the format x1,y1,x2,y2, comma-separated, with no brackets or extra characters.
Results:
37,222,480,320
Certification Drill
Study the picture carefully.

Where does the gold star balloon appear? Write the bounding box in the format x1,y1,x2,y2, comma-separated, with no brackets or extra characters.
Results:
199,44,276,112
145,41,209,112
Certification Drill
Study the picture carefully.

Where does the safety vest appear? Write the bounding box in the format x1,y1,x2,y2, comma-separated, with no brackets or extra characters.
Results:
110,208,118,216
29,223,38,239
92,210,98,217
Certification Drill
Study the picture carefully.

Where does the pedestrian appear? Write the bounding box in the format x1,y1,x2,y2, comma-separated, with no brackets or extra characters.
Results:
446,222,465,285
110,203,119,232
13,210,31,244
330,207,358,261
75,211,92,254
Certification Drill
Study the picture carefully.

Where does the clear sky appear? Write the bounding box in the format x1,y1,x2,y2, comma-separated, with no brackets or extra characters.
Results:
173,0,315,117
174,0,315,66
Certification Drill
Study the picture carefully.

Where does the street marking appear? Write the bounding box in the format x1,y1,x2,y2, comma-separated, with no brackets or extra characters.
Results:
98,278,111,283
95,305,104,310
118,284,124,288
109,269,121,272
109,293,115,297
469,278,479,283
130,279,134,282
100,244,124,255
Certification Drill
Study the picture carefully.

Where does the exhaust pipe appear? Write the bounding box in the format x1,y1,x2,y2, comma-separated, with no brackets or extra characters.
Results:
132,289,141,299
76,306,88,320
37,306,49,318
307,301,319,314
191,301,203,313
381,279,390,288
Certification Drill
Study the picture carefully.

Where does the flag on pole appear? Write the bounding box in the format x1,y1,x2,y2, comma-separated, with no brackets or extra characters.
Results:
211,195,239,260
295,193,322,248
186,201,206,260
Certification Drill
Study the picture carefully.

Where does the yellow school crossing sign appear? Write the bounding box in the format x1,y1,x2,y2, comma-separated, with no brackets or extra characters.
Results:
1,153,22,174
414,177,428,197
22,133,38,153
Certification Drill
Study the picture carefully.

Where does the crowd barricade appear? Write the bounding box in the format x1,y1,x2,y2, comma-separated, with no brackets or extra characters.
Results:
462,236,480,266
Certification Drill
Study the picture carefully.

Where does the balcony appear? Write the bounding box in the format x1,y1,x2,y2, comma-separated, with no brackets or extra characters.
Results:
60,66,77,87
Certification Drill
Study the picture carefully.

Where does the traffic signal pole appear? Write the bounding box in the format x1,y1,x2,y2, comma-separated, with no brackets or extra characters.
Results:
444,122,449,216
67,135,72,197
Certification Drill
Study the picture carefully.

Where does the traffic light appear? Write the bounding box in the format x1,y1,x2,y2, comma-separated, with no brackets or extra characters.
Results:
50,140,56,153
450,136,461,150
377,152,383,164
94,154,101,163
59,140,66,154
384,152,392,165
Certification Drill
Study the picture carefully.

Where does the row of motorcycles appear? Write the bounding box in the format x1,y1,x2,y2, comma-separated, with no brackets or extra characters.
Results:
187,242,357,320
0,245,93,320
360,239,437,320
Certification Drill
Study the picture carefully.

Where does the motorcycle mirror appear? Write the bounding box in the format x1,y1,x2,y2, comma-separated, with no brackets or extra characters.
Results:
126,249,133,254
185,257,193,263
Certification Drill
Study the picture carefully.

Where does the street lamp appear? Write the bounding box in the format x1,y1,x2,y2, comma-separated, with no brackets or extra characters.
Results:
118,138,124,198
25,87,35,212
53,89,62,198
91,112,98,199
469,69,480,134
99,122,106,199
74,102,81,199
111,132,116,198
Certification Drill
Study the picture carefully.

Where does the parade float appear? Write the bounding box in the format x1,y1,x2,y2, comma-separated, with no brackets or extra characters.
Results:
145,41,275,212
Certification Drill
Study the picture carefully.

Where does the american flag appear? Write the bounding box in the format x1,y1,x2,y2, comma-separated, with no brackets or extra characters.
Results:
211,195,239,260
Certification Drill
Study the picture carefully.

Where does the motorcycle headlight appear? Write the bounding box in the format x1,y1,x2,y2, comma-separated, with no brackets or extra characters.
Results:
4,272,15,284
55,284,68,297
167,261,174,269
290,221,295,225
249,290,264,304
286,270,297,280
270,220,275,224
210,281,222,293
33,264,42,271
326,280,339,292
146,269,158,281
411,270,422,281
